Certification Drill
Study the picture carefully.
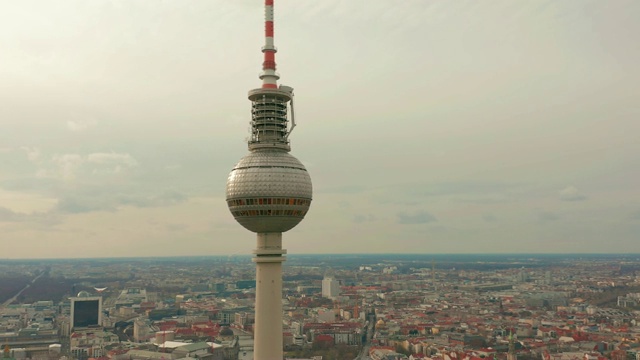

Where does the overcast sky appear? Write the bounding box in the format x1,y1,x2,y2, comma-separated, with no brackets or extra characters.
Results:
1,0,639,259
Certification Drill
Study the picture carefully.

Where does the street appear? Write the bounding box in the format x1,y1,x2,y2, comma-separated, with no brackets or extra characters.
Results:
2,270,45,306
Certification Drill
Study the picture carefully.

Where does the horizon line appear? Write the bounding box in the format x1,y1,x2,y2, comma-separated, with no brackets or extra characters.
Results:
1,252,639,261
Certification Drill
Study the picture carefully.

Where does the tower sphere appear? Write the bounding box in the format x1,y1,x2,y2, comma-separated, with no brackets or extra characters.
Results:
226,149,312,233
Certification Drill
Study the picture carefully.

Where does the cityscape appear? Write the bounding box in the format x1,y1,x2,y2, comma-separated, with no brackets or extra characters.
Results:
1,1,639,360
1,254,640,360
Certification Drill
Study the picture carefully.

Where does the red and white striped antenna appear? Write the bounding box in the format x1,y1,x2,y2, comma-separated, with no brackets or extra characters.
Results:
247,0,296,151
260,0,279,89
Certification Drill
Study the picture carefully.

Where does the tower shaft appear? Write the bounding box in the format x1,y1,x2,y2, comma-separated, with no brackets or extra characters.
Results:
253,232,285,359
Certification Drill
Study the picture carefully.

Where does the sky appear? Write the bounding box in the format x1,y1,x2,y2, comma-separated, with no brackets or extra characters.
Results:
0,0,639,259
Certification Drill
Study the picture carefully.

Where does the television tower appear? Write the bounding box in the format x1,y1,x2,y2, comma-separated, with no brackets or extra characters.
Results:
225,0,313,359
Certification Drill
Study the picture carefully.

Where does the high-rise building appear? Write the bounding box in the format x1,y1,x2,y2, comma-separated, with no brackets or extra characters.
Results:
322,275,340,299
225,0,313,359
70,292,102,331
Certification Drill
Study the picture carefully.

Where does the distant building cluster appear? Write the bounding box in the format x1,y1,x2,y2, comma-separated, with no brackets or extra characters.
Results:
0,257,639,360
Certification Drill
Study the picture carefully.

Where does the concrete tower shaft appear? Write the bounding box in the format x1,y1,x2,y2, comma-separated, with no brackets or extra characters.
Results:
253,233,285,360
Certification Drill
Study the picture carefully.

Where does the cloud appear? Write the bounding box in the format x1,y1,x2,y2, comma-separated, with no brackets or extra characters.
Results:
67,119,97,132
458,196,511,204
28,212,63,229
0,207,23,222
55,190,188,214
0,207,62,228
397,210,437,224
409,181,516,197
119,190,188,208
53,154,84,180
55,197,116,214
376,181,520,205
51,152,138,180
165,223,188,232
538,211,560,222
353,213,376,223
559,185,587,201
21,147,41,162
164,164,182,171
1,176,61,194
483,214,497,222
629,210,640,221
317,185,367,194
3,147,181,217
86,152,138,173
151,190,188,206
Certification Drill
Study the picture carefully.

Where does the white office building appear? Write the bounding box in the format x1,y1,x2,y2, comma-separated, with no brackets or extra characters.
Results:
322,275,340,299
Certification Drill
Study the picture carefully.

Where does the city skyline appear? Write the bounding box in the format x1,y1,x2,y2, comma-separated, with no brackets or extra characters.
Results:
1,0,639,259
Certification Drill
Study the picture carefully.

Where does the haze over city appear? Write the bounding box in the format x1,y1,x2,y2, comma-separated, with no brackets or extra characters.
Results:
1,0,639,259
